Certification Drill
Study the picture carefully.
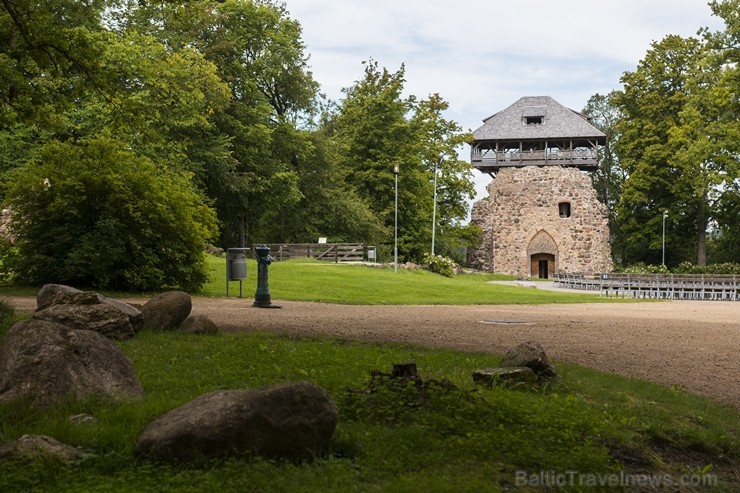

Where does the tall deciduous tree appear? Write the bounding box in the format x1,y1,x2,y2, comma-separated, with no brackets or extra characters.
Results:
115,0,319,247
264,126,387,244
613,34,705,266
325,61,476,262
684,0,740,263
0,0,108,130
581,92,628,264
615,1,740,266
1,0,109,179
1,1,226,290
326,61,433,260
411,93,478,261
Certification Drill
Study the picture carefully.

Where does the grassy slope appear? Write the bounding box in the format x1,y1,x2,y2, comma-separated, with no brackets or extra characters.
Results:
0,255,634,305
200,256,628,305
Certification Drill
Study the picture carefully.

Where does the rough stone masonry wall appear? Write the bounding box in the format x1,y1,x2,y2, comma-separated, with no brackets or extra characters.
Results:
469,166,613,277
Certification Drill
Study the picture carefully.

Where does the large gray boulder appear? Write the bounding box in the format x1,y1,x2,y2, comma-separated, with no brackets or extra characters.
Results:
36,283,84,311
33,303,136,340
0,319,144,407
101,296,144,332
141,291,192,331
36,283,144,332
135,381,338,462
499,340,559,379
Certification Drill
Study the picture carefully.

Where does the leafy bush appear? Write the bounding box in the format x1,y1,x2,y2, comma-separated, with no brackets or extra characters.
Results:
618,263,670,274
673,261,740,275
420,253,458,277
619,261,740,275
3,138,218,292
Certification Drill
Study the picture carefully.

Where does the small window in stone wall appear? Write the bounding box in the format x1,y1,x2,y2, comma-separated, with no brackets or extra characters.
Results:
559,201,571,218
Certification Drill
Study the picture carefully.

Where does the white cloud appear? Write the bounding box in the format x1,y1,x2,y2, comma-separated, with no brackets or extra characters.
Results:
286,0,726,201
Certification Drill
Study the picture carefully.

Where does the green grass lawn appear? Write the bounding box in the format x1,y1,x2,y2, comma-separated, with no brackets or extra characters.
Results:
0,255,634,305
0,328,737,492
201,256,628,305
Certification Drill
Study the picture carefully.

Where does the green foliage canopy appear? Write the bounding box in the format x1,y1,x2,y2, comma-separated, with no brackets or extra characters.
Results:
1,0,480,289
613,18,739,267
116,0,321,247
3,137,218,291
324,61,477,261
581,92,629,265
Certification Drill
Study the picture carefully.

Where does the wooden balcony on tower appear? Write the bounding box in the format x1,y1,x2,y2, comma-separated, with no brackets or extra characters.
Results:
470,96,606,174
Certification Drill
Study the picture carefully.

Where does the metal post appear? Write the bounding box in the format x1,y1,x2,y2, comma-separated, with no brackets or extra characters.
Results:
253,245,280,308
394,163,399,273
662,211,667,267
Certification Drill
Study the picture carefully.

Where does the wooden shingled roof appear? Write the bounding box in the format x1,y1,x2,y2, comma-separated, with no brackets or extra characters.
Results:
472,96,606,144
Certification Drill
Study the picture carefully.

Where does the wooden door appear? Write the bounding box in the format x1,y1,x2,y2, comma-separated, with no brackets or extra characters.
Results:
530,253,556,279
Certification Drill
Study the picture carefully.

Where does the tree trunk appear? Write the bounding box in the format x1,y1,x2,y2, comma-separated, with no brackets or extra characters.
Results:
696,193,708,266
239,215,247,248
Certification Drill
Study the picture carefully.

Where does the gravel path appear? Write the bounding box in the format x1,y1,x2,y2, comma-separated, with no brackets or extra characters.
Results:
9,296,740,409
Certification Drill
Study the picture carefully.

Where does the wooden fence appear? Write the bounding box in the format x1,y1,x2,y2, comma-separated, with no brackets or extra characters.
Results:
251,243,366,263
554,272,738,301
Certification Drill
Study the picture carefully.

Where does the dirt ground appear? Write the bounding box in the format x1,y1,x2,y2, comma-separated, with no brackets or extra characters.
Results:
8,296,740,409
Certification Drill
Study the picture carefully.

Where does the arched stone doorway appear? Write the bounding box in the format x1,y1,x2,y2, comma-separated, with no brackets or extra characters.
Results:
527,230,558,279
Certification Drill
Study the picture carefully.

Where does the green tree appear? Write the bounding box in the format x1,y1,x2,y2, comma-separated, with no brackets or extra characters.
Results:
115,0,318,247
1,0,110,182
3,137,217,291
1,2,231,183
411,93,478,262
683,0,740,263
1,2,227,290
326,60,433,260
91,31,230,171
613,34,705,266
710,184,740,262
0,0,108,130
265,126,387,244
614,2,740,267
581,92,627,264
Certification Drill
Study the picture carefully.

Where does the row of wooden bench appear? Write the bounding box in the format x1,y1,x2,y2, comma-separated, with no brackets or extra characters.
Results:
554,272,739,301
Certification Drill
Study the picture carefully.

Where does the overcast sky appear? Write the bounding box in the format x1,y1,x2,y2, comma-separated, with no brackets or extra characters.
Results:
283,0,726,201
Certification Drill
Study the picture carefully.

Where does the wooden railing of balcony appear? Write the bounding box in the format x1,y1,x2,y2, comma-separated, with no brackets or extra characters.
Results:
471,148,597,167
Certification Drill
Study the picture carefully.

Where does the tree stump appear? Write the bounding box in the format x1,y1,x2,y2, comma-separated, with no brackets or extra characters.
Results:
391,363,419,381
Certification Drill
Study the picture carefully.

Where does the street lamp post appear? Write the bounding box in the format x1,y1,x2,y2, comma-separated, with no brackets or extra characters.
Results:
394,163,399,273
662,211,667,267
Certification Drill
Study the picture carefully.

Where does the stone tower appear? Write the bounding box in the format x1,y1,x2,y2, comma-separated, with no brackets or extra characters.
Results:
468,96,613,278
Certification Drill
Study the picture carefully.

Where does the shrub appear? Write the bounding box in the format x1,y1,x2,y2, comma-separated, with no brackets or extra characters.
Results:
3,138,218,292
619,261,740,275
617,262,669,274
673,261,740,275
421,253,458,277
